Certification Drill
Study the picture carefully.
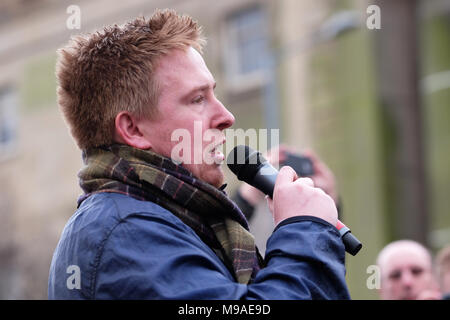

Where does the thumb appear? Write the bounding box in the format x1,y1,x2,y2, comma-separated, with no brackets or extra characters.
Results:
276,165,298,188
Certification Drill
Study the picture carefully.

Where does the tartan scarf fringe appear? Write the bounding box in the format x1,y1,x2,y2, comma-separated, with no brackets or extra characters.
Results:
77,144,261,284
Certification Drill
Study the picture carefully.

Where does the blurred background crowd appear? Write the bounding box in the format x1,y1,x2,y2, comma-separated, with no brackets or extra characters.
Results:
0,0,449,299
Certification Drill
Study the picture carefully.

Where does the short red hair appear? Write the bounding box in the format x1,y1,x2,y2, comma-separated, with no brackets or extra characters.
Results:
56,9,205,149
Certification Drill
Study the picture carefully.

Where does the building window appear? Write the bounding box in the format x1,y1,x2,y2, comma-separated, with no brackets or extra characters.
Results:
0,86,18,161
224,5,270,92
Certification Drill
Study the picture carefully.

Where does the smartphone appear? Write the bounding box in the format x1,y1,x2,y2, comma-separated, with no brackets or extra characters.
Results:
281,153,314,177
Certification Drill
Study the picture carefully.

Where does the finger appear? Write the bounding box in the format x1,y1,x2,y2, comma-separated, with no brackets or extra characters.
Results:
310,176,325,188
276,166,298,187
278,146,299,163
265,147,281,165
302,149,325,168
295,177,314,188
277,150,287,164
302,149,331,175
302,148,319,161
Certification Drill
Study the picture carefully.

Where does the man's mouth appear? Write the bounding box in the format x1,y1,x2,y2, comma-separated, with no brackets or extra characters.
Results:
209,139,226,163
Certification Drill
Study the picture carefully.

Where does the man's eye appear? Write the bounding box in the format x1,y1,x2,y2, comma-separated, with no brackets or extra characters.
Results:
411,267,423,277
389,271,401,280
192,96,205,104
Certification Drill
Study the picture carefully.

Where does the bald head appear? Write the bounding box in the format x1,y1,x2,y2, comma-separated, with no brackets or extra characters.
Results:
376,240,438,300
377,240,432,270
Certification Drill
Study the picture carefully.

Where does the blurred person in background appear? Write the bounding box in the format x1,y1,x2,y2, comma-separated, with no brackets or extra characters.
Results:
376,239,441,300
435,245,450,299
48,9,350,299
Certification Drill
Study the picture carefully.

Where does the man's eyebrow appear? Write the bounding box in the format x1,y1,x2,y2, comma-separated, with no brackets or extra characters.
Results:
186,82,217,95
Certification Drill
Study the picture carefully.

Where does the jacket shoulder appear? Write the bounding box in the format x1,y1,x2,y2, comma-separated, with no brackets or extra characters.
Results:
48,192,193,299
83,192,176,220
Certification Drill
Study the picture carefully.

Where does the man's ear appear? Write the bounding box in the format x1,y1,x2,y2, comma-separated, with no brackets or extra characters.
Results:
114,111,152,149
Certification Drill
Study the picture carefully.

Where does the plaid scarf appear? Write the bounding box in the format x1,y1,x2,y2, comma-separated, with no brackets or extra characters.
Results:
77,144,262,284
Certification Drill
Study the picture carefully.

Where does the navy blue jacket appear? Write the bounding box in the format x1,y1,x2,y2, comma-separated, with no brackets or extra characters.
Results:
48,192,350,299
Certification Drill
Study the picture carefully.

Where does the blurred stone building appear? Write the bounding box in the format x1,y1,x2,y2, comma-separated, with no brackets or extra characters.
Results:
0,0,449,299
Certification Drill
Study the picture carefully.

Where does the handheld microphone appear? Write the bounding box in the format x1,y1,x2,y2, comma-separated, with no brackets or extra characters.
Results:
227,145,362,256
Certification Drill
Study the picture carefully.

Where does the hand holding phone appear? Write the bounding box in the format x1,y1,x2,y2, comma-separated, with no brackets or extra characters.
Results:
281,153,314,177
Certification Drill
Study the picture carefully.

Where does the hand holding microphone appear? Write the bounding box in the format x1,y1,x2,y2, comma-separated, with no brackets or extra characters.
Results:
266,166,338,227
227,145,362,256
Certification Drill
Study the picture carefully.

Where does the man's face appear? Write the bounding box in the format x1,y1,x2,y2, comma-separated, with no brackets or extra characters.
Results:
379,245,436,300
441,272,450,294
138,47,235,187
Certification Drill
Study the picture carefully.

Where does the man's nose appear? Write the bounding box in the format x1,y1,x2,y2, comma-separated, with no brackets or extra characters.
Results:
401,270,414,287
211,98,235,131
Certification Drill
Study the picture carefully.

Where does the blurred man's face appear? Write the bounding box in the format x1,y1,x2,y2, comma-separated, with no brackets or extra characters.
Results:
441,272,450,295
379,244,437,300
138,47,235,187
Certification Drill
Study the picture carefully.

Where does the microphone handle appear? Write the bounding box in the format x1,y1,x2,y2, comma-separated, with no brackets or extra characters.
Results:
249,164,362,256
336,221,362,256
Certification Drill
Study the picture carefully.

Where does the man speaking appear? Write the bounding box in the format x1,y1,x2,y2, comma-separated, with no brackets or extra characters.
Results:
48,9,350,299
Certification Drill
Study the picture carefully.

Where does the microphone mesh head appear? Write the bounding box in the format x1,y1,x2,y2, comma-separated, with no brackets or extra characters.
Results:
226,145,267,182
